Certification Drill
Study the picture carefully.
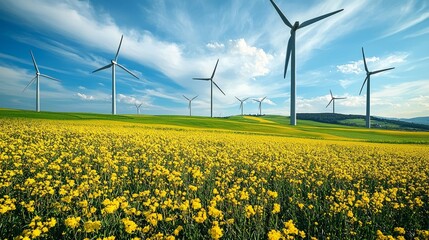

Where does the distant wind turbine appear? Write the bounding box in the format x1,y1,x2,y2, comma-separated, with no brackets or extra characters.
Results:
253,97,267,116
135,103,142,114
326,90,346,114
235,96,249,116
23,50,61,112
183,95,198,116
359,47,395,128
269,0,343,125
92,35,139,115
192,59,225,118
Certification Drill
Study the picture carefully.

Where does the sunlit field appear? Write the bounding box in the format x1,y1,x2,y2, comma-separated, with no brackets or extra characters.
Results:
1,118,428,239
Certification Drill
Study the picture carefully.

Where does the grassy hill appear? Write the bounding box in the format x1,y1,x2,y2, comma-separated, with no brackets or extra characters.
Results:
1,108,428,144
297,113,429,131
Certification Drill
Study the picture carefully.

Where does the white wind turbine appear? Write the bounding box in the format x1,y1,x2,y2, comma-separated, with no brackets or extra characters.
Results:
192,59,225,118
269,0,343,125
183,95,198,116
23,50,60,112
253,97,267,116
235,96,249,116
326,89,346,114
135,103,142,114
359,47,395,128
92,35,139,115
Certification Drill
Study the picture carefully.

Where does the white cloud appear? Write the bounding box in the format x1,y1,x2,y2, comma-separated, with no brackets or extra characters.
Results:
337,54,407,74
206,42,225,50
76,93,94,101
336,61,362,74
339,79,354,88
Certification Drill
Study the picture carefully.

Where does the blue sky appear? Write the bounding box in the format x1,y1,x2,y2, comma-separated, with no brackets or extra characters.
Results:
0,0,428,118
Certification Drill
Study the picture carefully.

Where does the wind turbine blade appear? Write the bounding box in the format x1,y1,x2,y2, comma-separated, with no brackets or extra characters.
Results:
211,59,219,79
359,75,369,95
212,81,225,95
261,96,267,102
362,47,369,73
192,78,210,81
115,35,124,62
336,97,347,99
253,99,259,102
117,63,139,79
92,63,112,73
299,9,344,29
371,67,395,75
326,99,333,108
139,103,142,107
243,97,249,101
235,96,241,101
269,0,293,28
330,89,333,98
40,74,60,82
23,76,37,92
284,35,293,78
191,95,198,101
183,95,190,101
30,50,39,73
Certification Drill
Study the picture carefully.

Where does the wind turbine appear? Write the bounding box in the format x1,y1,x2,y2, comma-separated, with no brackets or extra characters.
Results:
269,0,343,126
253,97,266,116
326,90,346,114
23,50,60,112
183,95,198,116
135,103,142,114
359,47,394,128
192,59,225,118
235,96,249,116
92,35,139,115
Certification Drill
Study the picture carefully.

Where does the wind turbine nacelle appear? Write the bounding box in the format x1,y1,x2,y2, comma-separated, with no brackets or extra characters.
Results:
293,21,300,29
111,60,117,64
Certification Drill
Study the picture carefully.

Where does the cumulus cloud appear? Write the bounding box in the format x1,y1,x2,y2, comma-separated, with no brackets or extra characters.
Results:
76,93,94,101
206,42,225,50
225,39,273,78
337,54,407,75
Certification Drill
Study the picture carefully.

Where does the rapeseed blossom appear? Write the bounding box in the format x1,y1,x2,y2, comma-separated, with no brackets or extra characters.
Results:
0,118,428,239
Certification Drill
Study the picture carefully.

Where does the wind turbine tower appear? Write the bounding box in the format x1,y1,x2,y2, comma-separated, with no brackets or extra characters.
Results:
183,95,198,116
192,59,225,117
359,47,395,128
235,96,249,116
326,89,346,114
92,35,140,115
269,0,343,125
23,50,61,112
253,97,267,116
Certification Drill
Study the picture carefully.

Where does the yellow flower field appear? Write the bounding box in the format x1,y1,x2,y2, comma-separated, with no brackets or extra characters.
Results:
0,119,428,239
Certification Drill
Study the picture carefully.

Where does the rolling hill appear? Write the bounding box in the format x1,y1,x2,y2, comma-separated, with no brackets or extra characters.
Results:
1,108,428,144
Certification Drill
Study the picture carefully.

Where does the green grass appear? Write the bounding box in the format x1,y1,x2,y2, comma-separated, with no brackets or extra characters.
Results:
1,108,428,144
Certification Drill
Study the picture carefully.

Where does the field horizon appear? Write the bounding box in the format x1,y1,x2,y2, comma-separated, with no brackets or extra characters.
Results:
1,108,428,145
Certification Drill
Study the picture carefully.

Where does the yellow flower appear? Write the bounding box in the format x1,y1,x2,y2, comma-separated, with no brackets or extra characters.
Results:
209,221,223,240
84,220,102,233
283,220,299,236
191,198,202,210
245,205,256,218
267,229,282,240
272,203,281,214
394,227,405,235
65,216,81,229
32,228,42,238
122,218,138,234
173,225,183,236
267,190,278,199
